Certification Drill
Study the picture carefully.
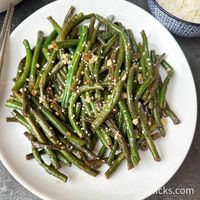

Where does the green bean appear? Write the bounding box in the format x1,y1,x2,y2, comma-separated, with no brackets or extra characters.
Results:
32,96,86,146
24,115,44,141
51,79,62,95
95,127,112,149
88,59,95,77
56,152,72,167
115,111,123,130
135,75,154,101
12,40,32,91
89,134,98,151
114,37,124,80
39,49,58,98
31,140,67,151
32,73,43,96
58,136,84,160
51,61,65,76
80,95,94,118
26,149,46,160
165,103,180,124
153,94,166,137
80,109,92,149
97,35,106,46
138,43,146,79
45,87,66,121
71,22,101,91
24,132,66,150
127,29,138,53
22,83,30,117
159,60,174,108
68,84,104,138
103,34,118,57
47,16,62,34
84,159,105,169
88,16,96,40
29,31,43,92
105,119,133,169
42,47,50,61
70,27,79,40
62,25,88,108
75,102,82,119
94,46,103,101
43,30,58,48
99,30,114,41
12,91,23,102
150,50,156,63
108,49,117,91
96,15,131,73
70,140,98,160
5,99,23,110
63,6,75,26
138,107,161,161
61,12,87,41
151,132,162,140
107,140,118,166
118,99,140,166
127,66,137,120
56,72,65,86
32,147,67,182
105,153,125,178
25,115,60,169
6,117,18,122
60,150,99,176
15,58,25,82
143,79,159,105
11,110,32,132
55,39,78,48
92,72,126,130
98,145,107,159
31,108,59,144
141,31,153,77
141,30,149,55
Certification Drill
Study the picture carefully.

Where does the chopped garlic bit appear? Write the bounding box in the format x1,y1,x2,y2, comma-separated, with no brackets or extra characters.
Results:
107,59,112,67
137,73,144,84
122,92,127,99
62,53,70,65
161,117,168,127
89,55,98,64
48,42,58,50
132,118,138,125
83,53,92,61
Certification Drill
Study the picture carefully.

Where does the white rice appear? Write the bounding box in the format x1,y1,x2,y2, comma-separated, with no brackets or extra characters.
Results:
157,0,200,23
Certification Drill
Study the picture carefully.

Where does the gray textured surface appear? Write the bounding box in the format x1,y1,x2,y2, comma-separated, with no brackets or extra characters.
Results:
0,0,199,199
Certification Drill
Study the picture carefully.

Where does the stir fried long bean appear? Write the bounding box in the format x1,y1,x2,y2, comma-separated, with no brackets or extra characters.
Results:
29,31,43,92
62,25,88,108
5,6,179,182
12,40,32,91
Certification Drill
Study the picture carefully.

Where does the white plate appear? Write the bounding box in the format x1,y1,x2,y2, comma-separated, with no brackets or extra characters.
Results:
0,0,197,200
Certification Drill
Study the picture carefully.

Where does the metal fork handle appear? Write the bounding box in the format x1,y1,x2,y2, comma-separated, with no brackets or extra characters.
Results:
0,3,14,77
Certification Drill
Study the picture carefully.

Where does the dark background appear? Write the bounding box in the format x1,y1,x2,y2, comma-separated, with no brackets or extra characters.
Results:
0,0,199,199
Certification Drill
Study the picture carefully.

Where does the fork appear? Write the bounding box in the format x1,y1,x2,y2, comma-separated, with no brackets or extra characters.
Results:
0,3,14,78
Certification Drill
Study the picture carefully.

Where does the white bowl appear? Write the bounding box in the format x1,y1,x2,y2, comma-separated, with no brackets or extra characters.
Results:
0,0,197,200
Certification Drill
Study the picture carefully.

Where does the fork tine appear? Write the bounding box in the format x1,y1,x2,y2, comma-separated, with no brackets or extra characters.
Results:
0,3,14,76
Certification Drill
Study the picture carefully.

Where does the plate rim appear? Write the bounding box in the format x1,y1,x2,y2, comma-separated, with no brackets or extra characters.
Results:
0,0,197,199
